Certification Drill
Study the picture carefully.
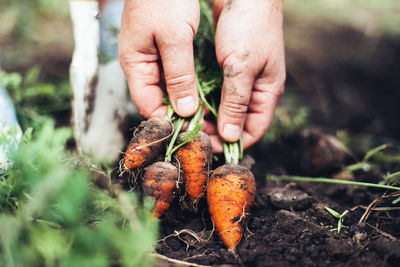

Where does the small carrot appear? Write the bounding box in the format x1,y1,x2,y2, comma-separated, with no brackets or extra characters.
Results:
207,164,256,251
142,161,179,218
123,117,172,170
176,131,212,203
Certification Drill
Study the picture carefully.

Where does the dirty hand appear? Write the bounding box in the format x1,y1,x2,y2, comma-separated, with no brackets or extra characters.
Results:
208,0,286,152
119,0,200,118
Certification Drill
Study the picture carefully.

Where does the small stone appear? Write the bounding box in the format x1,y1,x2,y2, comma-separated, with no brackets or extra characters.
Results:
332,170,355,181
268,186,312,210
352,232,368,247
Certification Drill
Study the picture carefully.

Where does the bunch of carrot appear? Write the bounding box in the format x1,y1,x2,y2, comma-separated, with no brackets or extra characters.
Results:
121,78,256,252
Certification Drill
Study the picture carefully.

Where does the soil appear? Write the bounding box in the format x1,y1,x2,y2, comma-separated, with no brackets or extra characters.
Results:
150,20,400,266
152,138,400,267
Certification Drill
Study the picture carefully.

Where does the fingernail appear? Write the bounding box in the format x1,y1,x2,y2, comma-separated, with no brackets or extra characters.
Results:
223,123,241,141
176,96,195,116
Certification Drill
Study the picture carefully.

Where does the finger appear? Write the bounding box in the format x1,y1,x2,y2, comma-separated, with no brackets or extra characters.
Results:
201,119,223,153
213,0,224,23
217,52,255,142
241,66,286,148
209,134,224,153
157,29,199,117
202,119,217,135
119,17,166,118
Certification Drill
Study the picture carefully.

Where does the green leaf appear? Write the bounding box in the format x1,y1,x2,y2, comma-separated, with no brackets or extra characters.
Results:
181,122,202,143
371,152,400,164
337,219,342,233
383,171,400,185
345,162,372,172
363,144,388,162
25,67,40,86
325,206,341,218
0,71,22,89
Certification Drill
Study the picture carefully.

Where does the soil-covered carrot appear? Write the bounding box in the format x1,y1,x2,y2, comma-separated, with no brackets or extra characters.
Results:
142,161,179,218
123,117,172,170
176,131,212,203
207,164,256,251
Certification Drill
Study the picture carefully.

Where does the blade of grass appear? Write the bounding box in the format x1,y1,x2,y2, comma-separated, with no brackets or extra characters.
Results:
363,144,388,161
383,171,400,185
325,207,341,218
267,174,400,191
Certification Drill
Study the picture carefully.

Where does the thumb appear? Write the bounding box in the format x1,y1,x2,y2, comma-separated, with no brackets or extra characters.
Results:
217,55,254,142
157,32,199,117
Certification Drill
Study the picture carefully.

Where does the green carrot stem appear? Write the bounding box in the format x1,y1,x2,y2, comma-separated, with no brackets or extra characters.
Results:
239,138,244,159
165,118,185,162
166,105,174,120
267,174,400,191
170,101,204,156
223,143,231,164
223,141,241,165
232,142,239,165
187,103,203,132
197,78,217,117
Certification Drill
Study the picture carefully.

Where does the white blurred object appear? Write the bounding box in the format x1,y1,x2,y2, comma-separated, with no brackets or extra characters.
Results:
79,60,127,161
69,0,133,163
0,84,22,170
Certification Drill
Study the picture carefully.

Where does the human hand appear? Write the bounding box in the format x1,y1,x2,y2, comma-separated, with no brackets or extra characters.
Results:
207,0,286,153
119,0,200,118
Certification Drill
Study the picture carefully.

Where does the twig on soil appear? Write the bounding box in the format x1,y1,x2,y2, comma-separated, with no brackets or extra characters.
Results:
360,206,400,211
366,223,400,243
183,248,214,261
152,253,211,267
158,229,205,251
358,191,400,225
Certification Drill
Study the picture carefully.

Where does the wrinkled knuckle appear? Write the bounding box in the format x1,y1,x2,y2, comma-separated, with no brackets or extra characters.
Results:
118,51,134,73
223,96,249,119
166,73,195,96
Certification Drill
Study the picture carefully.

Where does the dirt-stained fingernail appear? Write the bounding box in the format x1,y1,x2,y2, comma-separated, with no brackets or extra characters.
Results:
176,96,195,117
223,123,241,141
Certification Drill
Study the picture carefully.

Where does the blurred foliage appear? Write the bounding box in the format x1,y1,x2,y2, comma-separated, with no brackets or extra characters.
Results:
284,0,400,35
0,68,71,131
263,96,309,142
0,0,72,69
194,0,223,113
0,46,158,266
0,121,158,267
0,0,69,39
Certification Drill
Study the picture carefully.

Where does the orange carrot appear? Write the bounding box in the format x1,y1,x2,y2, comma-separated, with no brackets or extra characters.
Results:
176,131,212,203
142,161,179,218
207,164,256,251
123,117,172,170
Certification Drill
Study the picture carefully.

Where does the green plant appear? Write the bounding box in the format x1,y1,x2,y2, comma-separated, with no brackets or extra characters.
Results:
263,96,309,142
267,174,400,191
0,68,71,131
325,207,349,233
345,144,388,172
0,121,158,266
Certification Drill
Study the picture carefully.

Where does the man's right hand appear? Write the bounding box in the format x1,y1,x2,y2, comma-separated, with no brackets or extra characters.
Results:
119,0,200,118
